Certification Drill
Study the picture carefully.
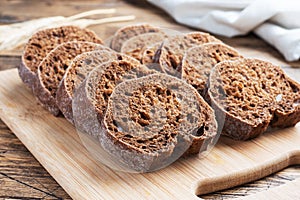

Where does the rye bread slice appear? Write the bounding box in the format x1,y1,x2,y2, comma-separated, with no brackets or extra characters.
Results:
33,41,103,116
72,54,154,140
141,42,166,73
121,32,167,61
19,26,103,88
98,73,218,172
56,49,118,123
110,24,161,52
208,58,300,140
142,32,221,77
182,43,242,97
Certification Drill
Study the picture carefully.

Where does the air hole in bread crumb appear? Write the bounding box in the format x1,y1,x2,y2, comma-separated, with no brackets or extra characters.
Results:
242,106,248,111
137,139,143,143
117,55,123,60
290,82,300,93
166,89,171,96
227,53,235,57
53,56,58,62
253,113,259,118
164,134,170,140
26,56,32,61
63,64,68,70
124,134,133,138
32,43,42,49
196,126,204,136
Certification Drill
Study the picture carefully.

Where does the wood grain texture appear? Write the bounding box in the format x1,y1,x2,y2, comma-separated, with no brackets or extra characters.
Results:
0,55,21,70
1,0,300,199
0,119,71,199
201,165,300,199
0,69,299,199
0,56,299,199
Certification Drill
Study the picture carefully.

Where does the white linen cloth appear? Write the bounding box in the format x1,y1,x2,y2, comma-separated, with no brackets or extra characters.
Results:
147,0,300,61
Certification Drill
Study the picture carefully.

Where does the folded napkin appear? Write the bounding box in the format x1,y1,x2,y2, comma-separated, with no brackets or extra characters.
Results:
147,0,300,61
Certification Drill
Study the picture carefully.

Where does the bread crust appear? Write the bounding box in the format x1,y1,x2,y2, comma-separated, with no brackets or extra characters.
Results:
181,43,242,97
99,74,218,171
72,54,153,138
18,57,36,88
208,58,300,140
18,26,103,90
142,32,222,78
33,41,102,116
208,92,271,140
121,32,167,61
110,24,161,52
56,49,117,123
271,76,300,128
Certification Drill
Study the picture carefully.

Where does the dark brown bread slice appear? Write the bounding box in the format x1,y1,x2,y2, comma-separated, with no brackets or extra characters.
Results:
271,77,300,128
181,43,242,97
19,26,103,88
208,58,300,140
33,41,102,116
72,54,154,141
141,42,166,73
98,73,218,172
110,24,161,52
142,32,221,77
56,49,118,124
120,32,167,61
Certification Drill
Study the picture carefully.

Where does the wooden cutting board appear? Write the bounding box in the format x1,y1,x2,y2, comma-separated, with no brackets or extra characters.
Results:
0,69,299,199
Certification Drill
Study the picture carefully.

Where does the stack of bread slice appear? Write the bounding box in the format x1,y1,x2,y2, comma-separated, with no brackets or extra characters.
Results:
18,24,300,172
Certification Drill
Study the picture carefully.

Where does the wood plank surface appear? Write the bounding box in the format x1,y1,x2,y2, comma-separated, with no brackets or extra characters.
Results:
0,119,71,199
201,165,300,199
0,69,299,199
0,0,300,199
0,57,299,200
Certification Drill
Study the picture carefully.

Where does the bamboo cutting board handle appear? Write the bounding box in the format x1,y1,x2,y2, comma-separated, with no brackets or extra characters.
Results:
195,150,300,196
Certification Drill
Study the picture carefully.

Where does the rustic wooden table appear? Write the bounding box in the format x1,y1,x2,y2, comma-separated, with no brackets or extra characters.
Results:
0,0,299,199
